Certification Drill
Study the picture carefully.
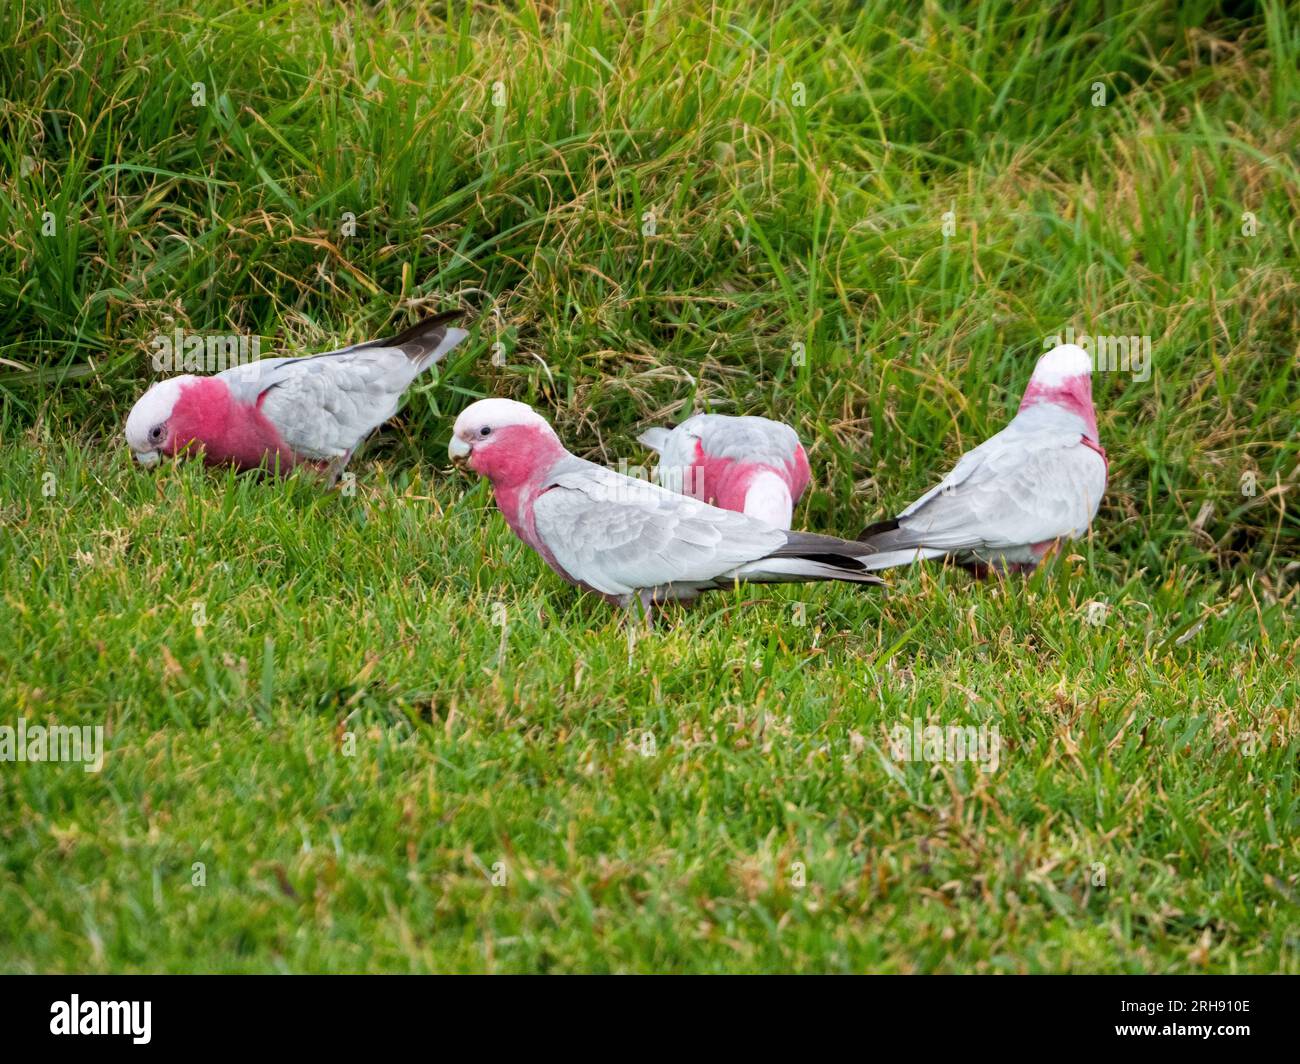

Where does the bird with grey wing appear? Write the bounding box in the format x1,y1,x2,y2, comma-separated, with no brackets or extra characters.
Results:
449,398,885,621
125,311,470,483
636,412,811,529
856,344,1107,575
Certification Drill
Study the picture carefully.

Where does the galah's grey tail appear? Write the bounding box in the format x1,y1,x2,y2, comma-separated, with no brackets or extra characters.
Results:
636,426,673,453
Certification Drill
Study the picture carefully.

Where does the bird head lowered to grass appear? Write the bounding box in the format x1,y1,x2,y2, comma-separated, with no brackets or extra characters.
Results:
856,343,1107,575
125,311,470,483
636,412,811,530
449,398,884,620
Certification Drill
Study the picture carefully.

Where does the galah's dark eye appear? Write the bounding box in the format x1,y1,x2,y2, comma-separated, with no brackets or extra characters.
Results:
479,426,492,437
149,425,165,442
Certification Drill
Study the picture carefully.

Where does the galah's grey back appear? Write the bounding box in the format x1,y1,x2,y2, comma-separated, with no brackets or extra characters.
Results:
636,412,809,528
638,413,801,471
221,311,469,461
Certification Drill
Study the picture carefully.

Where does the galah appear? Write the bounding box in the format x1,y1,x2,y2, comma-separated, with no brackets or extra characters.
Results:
856,343,1107,574
636,413,811,529
449,398,884,615
125,311,469,480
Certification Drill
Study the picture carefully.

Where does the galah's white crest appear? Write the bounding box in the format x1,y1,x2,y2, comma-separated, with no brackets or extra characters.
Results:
857,344,1107,574
449,399,884,615
636,413,811,529
125,311,469,480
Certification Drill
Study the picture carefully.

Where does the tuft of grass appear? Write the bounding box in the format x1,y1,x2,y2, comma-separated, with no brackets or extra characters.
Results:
0,0,1296,972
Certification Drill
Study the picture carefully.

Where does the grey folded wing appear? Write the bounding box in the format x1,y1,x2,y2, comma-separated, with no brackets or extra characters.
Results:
532,460,786,596
893,428,1107,551
218,313,469,460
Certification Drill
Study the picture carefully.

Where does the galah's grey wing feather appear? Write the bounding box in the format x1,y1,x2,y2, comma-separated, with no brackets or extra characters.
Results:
644,415,800,499
533,461,785,597
216,314,469,459
254,354,411,459
897,434,1105,550
696,414,800,466
216,355,305,401
896,423,1018,518
220,313,467,404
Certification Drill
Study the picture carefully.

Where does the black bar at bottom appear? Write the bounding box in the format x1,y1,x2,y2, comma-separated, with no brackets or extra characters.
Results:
1,973,1290,1052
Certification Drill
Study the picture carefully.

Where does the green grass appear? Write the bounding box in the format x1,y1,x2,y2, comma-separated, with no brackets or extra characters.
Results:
1,0,1297,972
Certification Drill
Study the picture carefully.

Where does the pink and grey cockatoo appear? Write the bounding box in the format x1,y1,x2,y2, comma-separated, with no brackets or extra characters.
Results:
856,344,1107,574
125,311,469,481
636,413,811,529
449,398,884,615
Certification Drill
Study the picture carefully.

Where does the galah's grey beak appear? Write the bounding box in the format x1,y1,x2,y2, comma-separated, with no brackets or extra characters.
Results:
134,450,161,468
448,436,471,463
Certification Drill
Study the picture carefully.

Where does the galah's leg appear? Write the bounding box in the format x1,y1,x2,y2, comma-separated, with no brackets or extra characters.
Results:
1027,539,1060,572
962,555,1040,579
322,451,353,488
626,589,655,630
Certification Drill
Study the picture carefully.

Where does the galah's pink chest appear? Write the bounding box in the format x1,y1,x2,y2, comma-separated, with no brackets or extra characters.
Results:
169,378,297,471
694,440,809,511
471,425,594,591
494,482,542,548
788,445,811,499
493,482,578,585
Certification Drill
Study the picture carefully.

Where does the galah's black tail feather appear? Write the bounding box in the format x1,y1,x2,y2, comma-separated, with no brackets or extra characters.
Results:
760,530,887,585
774,530,875,565
857,517,926,552
857,517,900,541
363,309,469,363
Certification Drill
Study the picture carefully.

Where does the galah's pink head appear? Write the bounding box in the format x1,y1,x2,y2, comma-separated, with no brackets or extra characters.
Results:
124,376,197,467
449,398,567,488
1019,344,1099,441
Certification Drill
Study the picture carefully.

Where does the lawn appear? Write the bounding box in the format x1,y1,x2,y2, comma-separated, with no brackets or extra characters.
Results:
0,0,1296,973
